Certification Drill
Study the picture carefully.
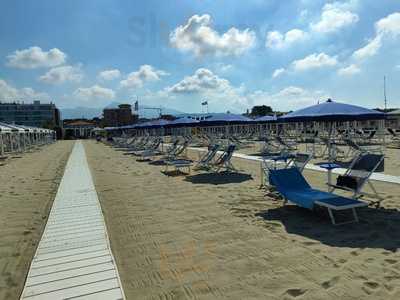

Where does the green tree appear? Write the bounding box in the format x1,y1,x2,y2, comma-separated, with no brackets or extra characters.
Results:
250,105,273,117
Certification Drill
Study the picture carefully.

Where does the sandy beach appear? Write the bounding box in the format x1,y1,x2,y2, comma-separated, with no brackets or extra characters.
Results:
84,140,400,299
0,141,74,300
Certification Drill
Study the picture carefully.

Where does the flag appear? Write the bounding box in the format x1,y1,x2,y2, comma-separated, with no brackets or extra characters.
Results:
201,101,208,106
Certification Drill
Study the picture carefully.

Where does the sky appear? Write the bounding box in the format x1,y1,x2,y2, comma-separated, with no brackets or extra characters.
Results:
0,0,399,114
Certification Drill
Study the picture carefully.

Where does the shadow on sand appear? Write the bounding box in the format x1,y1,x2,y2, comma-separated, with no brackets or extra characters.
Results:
256,205,400,251
162,170,190,177
185,172,253,185
149,160,167,166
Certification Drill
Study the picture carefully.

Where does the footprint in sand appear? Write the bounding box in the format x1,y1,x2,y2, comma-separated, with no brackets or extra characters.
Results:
364,281,379,290
321,276,340,289
350,250,360,256
284,288,307,298
384,258,397,265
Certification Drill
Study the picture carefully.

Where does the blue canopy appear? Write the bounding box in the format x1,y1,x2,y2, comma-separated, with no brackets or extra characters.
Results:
135,119,170,129
200,113,252,125
166,117,200,127
278,99,385,122
254,115,277,123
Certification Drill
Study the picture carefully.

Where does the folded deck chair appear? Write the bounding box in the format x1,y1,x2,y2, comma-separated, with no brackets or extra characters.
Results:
164,158,193,174
134,139,163,160
165,139,189,161
212,144,236,172
388,128,399,140
126,136,151,151
195,144,220,170
320,137,346,160
291,153,312,172
344,138,382,155
269,168,367,225
164,139,179,156
275,136,297,151
260,137,282,156
329,153,384,206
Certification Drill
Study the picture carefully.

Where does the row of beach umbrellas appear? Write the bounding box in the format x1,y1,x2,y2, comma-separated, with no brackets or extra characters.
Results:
105,100,386,131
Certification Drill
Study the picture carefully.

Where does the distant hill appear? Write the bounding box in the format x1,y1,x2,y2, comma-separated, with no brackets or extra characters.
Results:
60,102,184,120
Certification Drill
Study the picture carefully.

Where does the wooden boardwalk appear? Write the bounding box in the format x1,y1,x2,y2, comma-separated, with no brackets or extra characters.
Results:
20,141,125,300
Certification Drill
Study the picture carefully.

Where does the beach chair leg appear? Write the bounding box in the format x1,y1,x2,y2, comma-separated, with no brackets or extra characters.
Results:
352,208,359,222
327,208,336,225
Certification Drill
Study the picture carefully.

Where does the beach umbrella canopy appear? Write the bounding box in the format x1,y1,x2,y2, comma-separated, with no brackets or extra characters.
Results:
278,99,385,122
254,115,277,123
387,109,400,116
148,119,170,128
0,123,12,133
200,113,252,125
134,119,170,129
0,123,25,132
166,117,200,127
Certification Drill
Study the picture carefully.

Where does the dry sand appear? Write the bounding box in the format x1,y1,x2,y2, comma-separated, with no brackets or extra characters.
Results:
85,140,400,300
0,141,74,300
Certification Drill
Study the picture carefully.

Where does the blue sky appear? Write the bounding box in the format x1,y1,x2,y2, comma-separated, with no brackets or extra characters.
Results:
0,0,399,114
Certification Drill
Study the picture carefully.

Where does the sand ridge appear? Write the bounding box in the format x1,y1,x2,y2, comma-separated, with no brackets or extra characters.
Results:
85,140,400,300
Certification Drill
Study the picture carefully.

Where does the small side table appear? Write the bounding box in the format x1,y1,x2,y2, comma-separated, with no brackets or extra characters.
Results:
317,162,340,192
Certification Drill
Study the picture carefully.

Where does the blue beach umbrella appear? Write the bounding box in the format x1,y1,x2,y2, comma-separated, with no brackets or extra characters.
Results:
200,113,252,125
278,99,385,122
254,115,277,123
166,117,200,127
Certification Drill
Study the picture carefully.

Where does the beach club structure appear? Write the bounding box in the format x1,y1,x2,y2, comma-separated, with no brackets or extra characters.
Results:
102,100,392,224
0,122,56,157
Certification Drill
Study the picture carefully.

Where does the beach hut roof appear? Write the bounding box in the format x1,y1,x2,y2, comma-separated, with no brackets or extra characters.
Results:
278,99,385,122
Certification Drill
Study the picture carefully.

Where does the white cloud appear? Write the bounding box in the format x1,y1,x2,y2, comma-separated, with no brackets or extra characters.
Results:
73,85,115,101
292,52,338,71
266,29,308,49
337,64,361,76
39,65,83,84
247,86,330,110
353,36,382,60
6,46,67,69
163,69,329,112
311,3,359,33
98,69,121,81
272,68,285,78
353,12,400,60
170,14,256,57
167,68,231,94
0,79,50,101
163,68,248,110
120,65,168,88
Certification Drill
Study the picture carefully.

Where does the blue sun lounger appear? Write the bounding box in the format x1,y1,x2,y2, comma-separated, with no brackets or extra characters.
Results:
269,168,367,225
